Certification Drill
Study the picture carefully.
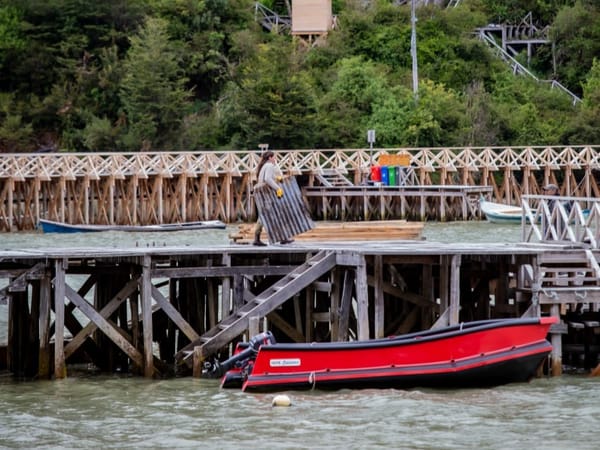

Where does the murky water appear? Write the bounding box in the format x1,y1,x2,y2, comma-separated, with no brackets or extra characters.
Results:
0,375,597,449
2,222,597,449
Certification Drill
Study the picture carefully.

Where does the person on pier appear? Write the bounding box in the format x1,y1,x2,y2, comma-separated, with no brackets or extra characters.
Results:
252,151,292,246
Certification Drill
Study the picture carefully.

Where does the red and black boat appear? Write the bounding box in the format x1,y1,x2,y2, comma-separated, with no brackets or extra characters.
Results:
209,317,557,392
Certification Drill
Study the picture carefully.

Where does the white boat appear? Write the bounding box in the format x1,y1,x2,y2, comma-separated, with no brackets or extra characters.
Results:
479,197,524,224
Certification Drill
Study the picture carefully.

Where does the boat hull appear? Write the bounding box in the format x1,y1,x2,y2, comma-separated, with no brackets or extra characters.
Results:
221,317,557,392
39,219,226,233
479,198,523,224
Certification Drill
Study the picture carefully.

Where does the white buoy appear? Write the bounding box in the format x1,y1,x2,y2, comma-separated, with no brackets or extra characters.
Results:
271,394,292,407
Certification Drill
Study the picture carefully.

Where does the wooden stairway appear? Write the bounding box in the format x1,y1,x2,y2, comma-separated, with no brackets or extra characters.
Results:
315,169,354,187
175,250,337,365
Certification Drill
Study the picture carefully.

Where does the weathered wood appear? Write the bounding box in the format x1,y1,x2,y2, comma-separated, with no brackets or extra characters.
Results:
231,220,424,243
267,311,305,343
355,256,369,340
64,278,138,359
65,284,143,369
5,147,600,230
53,259,67,379
373,255,384,339
338,269,355,341
550,304,562,376
449,254,461,325
176,250,337,361
152,265,299,278
3,238,600,378
141,255,154,377
38,273,51,378
249,316,260,337
151,285,200,343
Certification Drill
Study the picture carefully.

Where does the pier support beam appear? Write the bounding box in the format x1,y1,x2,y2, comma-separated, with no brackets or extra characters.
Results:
550,304,562,376
38,273,52,378
356,256,369,340
54,259,67,379
449,255,461,325
141,255,155,377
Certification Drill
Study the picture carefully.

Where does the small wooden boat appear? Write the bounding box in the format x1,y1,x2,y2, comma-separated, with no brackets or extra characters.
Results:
39,219,226,233
212,316,557,392
479,197,524,224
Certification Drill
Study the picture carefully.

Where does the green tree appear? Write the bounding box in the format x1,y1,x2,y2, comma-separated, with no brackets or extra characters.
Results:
550,1,600,96
119,17,192,150
562,58,600,144
216,39,318,149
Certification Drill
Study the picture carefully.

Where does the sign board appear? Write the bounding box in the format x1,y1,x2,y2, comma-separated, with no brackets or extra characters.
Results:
367,129,376,144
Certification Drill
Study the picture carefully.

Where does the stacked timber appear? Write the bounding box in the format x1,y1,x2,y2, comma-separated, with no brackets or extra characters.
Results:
230,220,424,244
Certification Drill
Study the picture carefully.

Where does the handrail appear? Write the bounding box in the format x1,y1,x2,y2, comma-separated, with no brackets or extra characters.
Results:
521,195,600,248
254,2,290,33
5,146,600,179
477,29,581,105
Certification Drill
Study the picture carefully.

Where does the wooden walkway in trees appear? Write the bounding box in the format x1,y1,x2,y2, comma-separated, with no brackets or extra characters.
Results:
2,146,600,230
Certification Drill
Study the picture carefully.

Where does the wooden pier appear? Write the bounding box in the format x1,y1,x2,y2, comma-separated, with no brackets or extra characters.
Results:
303,185,491,221
2,146,600,230
2,235,600,380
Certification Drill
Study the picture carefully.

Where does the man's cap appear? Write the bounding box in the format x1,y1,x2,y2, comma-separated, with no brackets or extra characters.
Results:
542,183,558,191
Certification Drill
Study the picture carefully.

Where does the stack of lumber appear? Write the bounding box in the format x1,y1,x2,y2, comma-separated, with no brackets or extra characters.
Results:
230,220,424,244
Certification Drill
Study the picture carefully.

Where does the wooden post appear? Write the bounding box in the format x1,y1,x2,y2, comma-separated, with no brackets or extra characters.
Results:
141,255,154,377
356,256,369,340
54,258,67,379
449,254,461,325
83,177,90,224
221,254,231,321
34,178,40,228
338,269,355,341
249,316,260,337
374,255,384,338
192,346,203,378
304,287,313,342
550,304,562,376
179,174,187,221
421,264,433,328
330,268,342,341
38,272,51,378
439,255,449,324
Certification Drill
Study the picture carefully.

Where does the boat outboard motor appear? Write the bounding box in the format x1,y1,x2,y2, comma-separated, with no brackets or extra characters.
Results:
204,331,276,377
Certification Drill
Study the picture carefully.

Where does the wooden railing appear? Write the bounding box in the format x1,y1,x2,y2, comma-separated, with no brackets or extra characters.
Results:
2,146,600,230
522,195,600,248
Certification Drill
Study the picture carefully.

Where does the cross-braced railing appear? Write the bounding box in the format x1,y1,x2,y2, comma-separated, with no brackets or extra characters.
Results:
522,195,600,248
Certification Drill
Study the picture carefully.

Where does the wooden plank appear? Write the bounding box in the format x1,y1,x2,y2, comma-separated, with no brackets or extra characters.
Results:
65,284,143,369
64,278,138,358
151,285,200,343
152,265,299,278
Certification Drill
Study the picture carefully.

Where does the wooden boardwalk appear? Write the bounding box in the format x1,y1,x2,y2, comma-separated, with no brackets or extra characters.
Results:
2,146,600,230
2,235,600,380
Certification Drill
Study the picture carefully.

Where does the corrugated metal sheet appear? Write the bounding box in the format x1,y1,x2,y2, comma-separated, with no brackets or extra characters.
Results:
254,177,315,243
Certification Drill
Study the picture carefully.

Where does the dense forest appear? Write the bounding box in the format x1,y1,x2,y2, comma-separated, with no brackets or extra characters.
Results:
1,0,600,153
